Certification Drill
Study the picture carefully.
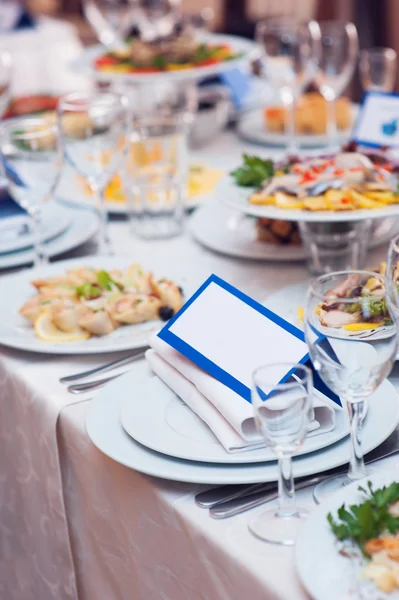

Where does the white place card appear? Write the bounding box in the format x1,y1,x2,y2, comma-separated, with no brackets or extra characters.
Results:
158,274,341,406
353,91,399,148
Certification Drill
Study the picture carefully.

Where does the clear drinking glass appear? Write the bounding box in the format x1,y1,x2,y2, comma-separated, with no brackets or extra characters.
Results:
314,21,358,149
298,219,373,276
386,233,399,309
0,49,11,119
256,18,321,156
249,363,313,546
58,91,128,255
304,271,397,504
0,116,61,266
126,113,189,239
359,47,397,93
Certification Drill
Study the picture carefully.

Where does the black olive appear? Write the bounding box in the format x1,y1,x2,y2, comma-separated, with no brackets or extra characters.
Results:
159,306,174,321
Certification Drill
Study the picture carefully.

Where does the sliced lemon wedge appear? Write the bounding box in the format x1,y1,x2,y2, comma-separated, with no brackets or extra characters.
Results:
34,310,90,342
342,322,380,332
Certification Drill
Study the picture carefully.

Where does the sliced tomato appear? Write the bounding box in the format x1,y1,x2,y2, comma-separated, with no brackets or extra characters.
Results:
95,55,119,68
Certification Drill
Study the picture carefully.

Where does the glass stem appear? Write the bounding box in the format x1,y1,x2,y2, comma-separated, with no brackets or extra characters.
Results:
277,456,296,518
29,207,48,268
326,95,338,151
94,187,112,255
282,90,297,158
346,398,367,482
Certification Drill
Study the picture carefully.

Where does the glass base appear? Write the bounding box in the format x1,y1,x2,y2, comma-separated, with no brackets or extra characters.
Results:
313,466,379,505
248,506,309,546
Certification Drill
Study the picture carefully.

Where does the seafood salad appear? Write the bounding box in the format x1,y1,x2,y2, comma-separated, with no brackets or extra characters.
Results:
231,147,399,212
19,264,183,342
329,480,399,595
314,272,392,332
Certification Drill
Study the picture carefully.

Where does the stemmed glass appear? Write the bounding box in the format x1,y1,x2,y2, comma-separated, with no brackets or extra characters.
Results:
256,18,321,156
305,271,397,504
0,49,11,119
0,116,62,266
314,21,358,150
359,47,397,93
58,91,129,255
249,363,313,546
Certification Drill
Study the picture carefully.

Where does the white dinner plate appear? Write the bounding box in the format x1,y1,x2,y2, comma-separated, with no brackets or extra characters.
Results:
296,468,399,600
85,360,399,484
220,176,399,223
71,34,259,83
0,204,99,270
236,107,354,148
0,203,71,254
0,255,190,354
189,201,399,262
120,364,349,464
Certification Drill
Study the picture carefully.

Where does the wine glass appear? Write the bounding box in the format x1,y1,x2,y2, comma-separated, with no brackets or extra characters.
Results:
0,116,62,266
58,91,129,255
249,363,313,546
359,47,397,93
314,21,358,149
386,234,399,309
0,49,11,119
256,17,321,156
304,271,397,504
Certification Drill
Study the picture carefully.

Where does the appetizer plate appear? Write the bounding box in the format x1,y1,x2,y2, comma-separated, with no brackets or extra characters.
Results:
71,33,260,83
86,361,399,483
0,255,189,354
236,107,354,148
189,201,399,261
120,363,349,464
296,468,399,600
0,204,71,255
220,176,399,223
57,162,225,214
0,205,99,270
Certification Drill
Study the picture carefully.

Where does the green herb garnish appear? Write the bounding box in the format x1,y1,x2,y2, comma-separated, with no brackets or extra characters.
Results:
76,282,101,300
327,480,399,555
230,154,275,187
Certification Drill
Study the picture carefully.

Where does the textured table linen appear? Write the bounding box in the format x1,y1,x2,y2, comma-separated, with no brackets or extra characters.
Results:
0,127,397,600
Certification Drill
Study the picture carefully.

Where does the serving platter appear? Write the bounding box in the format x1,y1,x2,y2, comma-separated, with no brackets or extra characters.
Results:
71,33,260,83
85,360,399,484
120,363,350,464
189,200,399,261
220,176,399,223
296,468,399,600
236,106,354,148
0,255,191,354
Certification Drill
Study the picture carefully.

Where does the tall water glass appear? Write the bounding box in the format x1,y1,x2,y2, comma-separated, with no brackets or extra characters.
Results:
0,50,11,119
256,18,321,156
359,47,397,93
249,364,313,546
126,114,189,239
314,21,358,149
58,91,128,255
305,271,397,504
0,116,61,266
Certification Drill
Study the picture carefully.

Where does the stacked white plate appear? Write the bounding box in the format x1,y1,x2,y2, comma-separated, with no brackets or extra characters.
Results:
0,201,99,270
85,358,399,485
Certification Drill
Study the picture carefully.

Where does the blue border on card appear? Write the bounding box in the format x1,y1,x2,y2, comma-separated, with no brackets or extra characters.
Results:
158,274,312,403
352,91,399,148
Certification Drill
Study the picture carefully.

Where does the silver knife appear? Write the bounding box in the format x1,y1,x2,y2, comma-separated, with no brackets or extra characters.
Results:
208,444,399,519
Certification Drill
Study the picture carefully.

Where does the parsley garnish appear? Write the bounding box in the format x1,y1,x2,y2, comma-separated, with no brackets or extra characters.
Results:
230,154,275,187
328,480,399,555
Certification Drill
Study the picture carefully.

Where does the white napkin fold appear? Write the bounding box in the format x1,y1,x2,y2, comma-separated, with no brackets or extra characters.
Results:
147,334,337,453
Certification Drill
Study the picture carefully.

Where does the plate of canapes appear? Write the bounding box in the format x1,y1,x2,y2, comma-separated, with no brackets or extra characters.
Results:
0,257,186,354
221,146,399,223
237,93,355,148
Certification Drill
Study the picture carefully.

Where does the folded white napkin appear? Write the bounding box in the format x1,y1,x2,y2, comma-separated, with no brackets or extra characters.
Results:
147,334,337,453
